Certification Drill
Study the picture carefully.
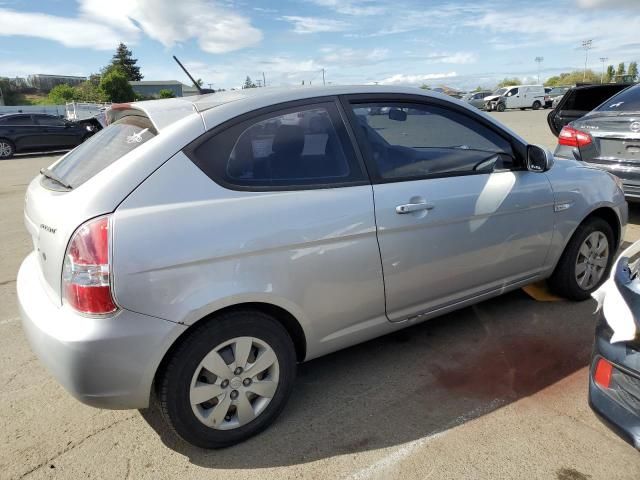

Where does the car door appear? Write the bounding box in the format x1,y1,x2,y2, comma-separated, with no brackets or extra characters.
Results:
33,115,78,148
343,96,555,322
505,88,519,109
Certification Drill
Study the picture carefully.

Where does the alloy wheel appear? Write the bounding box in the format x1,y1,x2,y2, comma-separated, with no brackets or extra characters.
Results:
574,231,609,290
0,141,12,158
189,336,280,430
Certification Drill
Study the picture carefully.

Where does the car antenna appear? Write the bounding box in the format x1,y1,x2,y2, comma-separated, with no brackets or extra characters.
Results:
172,55,215,94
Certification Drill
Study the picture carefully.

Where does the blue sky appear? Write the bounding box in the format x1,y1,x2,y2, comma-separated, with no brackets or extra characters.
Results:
0,0,639,90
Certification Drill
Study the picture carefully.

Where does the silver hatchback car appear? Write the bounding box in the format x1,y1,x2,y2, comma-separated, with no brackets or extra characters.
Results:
18,86,627,448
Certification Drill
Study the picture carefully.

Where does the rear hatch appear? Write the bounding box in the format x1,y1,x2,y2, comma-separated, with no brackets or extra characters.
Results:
23,100,200,304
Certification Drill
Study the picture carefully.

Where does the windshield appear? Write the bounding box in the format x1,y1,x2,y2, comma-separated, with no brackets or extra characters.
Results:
595,85,640,113
492,88,507,96
549,87,568,95
47,115,157,189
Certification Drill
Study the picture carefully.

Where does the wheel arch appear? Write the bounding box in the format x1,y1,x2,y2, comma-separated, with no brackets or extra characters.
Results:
551,205,622,276
154,302,307,391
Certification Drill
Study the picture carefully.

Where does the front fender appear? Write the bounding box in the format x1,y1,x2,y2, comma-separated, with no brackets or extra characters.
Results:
543,159,627,273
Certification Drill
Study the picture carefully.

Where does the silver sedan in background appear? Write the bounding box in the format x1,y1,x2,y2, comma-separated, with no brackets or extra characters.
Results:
18,86,627,448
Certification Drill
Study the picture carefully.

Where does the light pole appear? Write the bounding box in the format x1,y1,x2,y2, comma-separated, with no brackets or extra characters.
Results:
582,39,593,82
535,56,544,84
599,57,608,83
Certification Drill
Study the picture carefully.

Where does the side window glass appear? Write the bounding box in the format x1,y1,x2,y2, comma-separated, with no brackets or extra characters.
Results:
351,103,514,180
7,116,34,125
190,103,364,189
35,115,65,126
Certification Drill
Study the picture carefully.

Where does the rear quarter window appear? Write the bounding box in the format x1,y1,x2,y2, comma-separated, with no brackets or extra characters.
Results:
46,115,156,189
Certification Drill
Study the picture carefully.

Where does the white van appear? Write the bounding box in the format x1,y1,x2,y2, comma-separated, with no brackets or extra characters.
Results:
485,85,546,111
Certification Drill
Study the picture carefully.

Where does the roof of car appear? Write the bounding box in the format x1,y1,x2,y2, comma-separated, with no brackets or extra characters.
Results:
127,84,528,146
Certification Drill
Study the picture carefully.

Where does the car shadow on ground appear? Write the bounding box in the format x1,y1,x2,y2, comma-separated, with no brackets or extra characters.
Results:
140,288,598,469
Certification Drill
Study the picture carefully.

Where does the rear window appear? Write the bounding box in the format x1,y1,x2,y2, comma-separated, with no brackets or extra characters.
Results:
4,115,34,125
595,85,640,112
47,115,156,189
564,85,630,111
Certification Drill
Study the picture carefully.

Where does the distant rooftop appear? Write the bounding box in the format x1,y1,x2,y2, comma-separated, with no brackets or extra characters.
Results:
129,80,184,86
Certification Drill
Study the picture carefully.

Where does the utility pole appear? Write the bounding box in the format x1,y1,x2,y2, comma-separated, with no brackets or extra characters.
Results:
535,56,544,84
256,79,262,88
262,71,266,87
322,68,325,86
599,57,608,83
582,39,593,82
207,83,213,90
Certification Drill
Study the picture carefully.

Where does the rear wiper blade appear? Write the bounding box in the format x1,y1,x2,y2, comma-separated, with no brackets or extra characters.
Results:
40,167,72,190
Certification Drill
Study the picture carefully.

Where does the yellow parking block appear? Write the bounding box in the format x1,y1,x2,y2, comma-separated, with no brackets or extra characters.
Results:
522,281,565,302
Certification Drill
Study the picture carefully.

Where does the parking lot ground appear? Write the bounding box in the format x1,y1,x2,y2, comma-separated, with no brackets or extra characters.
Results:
1,110,639,480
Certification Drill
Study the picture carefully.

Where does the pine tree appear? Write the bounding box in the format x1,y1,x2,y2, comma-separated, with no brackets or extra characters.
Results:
605,65,615,83
628,62,638,82
616,62,626,78
243,76,257,89
106,43,143,81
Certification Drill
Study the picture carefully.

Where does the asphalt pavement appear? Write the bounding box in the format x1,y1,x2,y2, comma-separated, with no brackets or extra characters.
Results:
1,109,639,479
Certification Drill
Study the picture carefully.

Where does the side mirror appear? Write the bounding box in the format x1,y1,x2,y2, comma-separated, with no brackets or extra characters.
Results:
388,108,407,122
526,145,554,172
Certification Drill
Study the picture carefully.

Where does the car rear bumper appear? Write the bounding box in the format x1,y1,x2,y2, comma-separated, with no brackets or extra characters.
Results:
589,316,640,449
17,252,187,409
581,161,640,200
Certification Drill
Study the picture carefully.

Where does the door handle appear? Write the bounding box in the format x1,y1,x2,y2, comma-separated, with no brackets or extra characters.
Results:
396,202,434,214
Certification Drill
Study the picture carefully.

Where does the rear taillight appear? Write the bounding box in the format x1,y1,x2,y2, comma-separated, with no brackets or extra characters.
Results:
62,215,117,315
558,126,592,148
593,358,613,389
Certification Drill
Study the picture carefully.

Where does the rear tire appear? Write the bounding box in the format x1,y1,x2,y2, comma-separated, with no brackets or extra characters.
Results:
0,139,15,159
157,310,297,448
532,101,542,110
548,217,615,301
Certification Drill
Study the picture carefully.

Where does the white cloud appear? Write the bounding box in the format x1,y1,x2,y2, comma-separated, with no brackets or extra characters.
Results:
378,72,457,86
0,8,130,50
309,0,386,16
319,47,390,66
281,16,350,34
576,0,640,7
0,0,262,53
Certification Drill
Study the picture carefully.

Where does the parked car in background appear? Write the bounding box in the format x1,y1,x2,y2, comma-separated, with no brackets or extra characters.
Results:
462,90,493,109
589,240,640,449
0,113,94,159
18,86,626,449
547,83,632,137
545,86,571,108
554,84,640,200
485,85,546,111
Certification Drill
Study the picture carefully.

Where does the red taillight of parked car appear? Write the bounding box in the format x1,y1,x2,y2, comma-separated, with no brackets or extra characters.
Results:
62,215,117,315
593,358,613,389
558,126,593,148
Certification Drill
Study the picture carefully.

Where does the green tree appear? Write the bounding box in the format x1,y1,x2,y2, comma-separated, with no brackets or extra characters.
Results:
243,76,257,89
0,78,24,105
47,84,76,104
196,78,204,87
158,89,175,99
73,80,107,102
604,65,615,83
105,43,143,81
616,62,626,78
628,61,638,82
99,68,135,102
419,83,430,90
497,77,521,88
544,69,599,87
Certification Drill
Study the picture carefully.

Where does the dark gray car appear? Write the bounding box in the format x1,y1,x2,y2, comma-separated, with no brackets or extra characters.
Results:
554,84,640,200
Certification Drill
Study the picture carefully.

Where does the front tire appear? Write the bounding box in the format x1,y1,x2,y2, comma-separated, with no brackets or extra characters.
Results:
496,103,506,112
533,101,542,110
157,310,297,448
548,217,615,300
